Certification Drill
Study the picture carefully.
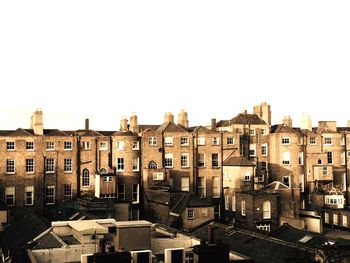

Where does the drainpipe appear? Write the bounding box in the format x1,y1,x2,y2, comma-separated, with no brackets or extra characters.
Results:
220,131,225,222
193,132,197,194
344,133,348,207
77,136,81,197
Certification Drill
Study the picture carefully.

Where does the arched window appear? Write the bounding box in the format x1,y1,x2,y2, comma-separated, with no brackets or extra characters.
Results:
148,161,157,169
82,169,90,187
241,199,246,216
100,168,107,174
263,201,271,219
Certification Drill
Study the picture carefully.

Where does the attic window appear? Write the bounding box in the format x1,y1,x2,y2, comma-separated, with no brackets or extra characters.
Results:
299,235,313,243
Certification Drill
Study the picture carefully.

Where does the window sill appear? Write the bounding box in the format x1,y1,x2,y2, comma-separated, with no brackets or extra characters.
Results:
64,171,73,174
64,149,73,151
6,173,15,175
26,172,35,175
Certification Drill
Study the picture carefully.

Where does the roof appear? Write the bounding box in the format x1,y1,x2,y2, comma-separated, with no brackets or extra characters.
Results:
139,124,161,131
74,129,104,136
271,124,302,134
191,223,307,263
170,194,213,216
228,113,266,125
157,122,187,132
265,181,291,191
223,156,255,166
69,220,108,234
113,130,135,136
32,232,63,249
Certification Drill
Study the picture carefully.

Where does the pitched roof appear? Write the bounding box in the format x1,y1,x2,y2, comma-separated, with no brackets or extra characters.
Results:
8,128,34,137
44,129,69,136
113,130,135,136
139,125,161,131
74,129,104,136
271,124,301,134
223,156,255,166
170,194,213,216
229,113,266,125
265,181,291,190
157,122,187,133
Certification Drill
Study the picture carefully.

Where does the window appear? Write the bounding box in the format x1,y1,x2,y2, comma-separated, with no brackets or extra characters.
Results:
116,141,125,150
164,153,173,168
298,152,304,165
153,172,164,180
64,141,72,150
46,141,55,150
249,144,256,156
257,174,264,182
324,137,332,145
132,141,139,150
341,151,346,165
45,158,55,173
149,137,157,146
82,169,90,187
103,176,112,183
261,161,268,171
263,201,271,219
334,214,339,225
197,137,205,145
241,199,246,216
343,215,348,227
132,158,139,171
5,187,15,206
256,223,270,232
260,129,267,135
232,195,236,211
148,161,157,169
132,184,139,203
23,186,34,206
324,212,329,224
188,209,194,220
82,141,90,150
6,141,15,151
225,194,229,210
227,137,234,145
117,158,125,171
64,158,72,172
300,174,305,192
282,137,290,145
181,177,190,192
249,128,255,136
282,152,291,165
326,151,333,164
99,141,108,150
46,186,55,205
341,137,345,146
283,176,291,187
164,137,173,146
181,137,189,146
197,153,205,167
261,144,268,156
244,171,251,182
117,184,125,199
64,184,72,199
198,177,205,197
309,137,316,145
26,141,34,150
212,153,219,167
212,137,220,145
325,195,345,206
181,153,189,168
26,159,34,173
6,160,15,174
213,177,220,198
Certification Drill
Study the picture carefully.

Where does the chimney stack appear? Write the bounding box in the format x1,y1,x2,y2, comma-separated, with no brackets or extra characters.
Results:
282,116,293,127
211,118,216,131
130,112,139,133
177,110,189,128
120,116,128,131
300,113,312,131
30,110,43,135
164,112,174,123
85,118,89,131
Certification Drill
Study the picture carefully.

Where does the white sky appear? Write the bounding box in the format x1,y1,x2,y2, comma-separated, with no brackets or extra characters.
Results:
1,1,349,131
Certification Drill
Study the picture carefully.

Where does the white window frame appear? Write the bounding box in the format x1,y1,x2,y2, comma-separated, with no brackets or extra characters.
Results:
261,143,268,156
164,153,173,168
64,184,72,199
64,158,72,173
309,137,316,145
197,137,205,146
26,159,34,174
343,215,348,227
46,186,55,205
5,187,15,207
232,195,236,211
241,199,246,216
342,151,346,166
260,128,267,135
164,137,173,146
298,152,304,165
82,141,91,150
6,159,15,174
244,171,251,182
263,201,271,219
212,176,220,198
212,153,219,168
249,128,255,136
324,137,333,145
249,144,256,157
282,152,291,165
46,141,55,151
197,153,205,167
45,158,55,173
181,177,190,192
25,186,34,206
64,141,72,150
6,141,15,151
212,137,220,146
333,214,339,225
82,169,90,187
99,141,108,150
26,141,34,151
324,212,329,224
326,151,333,164
227,137,234,145
180,137,189,146
132,184,139,204
116,141,125,151
282,137,290,145
132,141,139,150
132,158,139,171
181,153,189,168
341,137,346,146
117,158,125,171
149,137,157,146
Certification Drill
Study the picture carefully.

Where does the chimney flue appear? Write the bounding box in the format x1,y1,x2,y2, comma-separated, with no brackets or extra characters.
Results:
211,118,216,131
85,118,89,131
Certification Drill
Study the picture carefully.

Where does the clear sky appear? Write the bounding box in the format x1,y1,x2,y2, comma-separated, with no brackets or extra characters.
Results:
0,1,349,131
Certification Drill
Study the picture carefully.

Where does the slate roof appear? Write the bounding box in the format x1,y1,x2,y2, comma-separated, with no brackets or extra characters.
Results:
170,194,213,216
223,156,255,166
157,122,187,133
217,113,266,127
113,130,135,136
139,125,161,131
74,129,104,136
33,232,63,249
271,124,302,134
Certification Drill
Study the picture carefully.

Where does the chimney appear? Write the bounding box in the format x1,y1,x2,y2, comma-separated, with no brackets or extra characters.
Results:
282,116,293,127
120,116,128,131
300,113,312,131
177,110,189,128
318,121,337,132
211,118,216,131
85,118,89,131
253,102,271,126
130,112,139,133
30,110,43,135
164,112,174,123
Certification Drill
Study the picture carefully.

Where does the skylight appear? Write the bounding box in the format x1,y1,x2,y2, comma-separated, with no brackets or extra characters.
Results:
299,235,313,243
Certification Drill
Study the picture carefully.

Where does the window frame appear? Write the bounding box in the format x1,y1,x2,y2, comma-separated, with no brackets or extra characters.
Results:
45,185,55,205
281,137,290,145
64,141,72,151
64,158,72,173
181,153,189,168
26,158,34,174
25,186,34,206
117,158,125,171
46,141,55,151
6,159,15,174
180,137,189,146
6,141,15,151
26,141,34,151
